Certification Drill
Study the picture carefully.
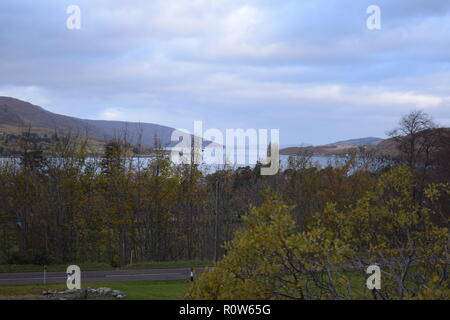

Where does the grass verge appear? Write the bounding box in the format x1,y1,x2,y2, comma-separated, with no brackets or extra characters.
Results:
0,279,191,300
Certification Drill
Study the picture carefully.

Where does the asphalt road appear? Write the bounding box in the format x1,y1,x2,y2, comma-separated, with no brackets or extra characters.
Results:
0,268,205,285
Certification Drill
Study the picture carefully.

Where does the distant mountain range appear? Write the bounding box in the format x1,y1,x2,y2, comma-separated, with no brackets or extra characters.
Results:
281,137,386,157
1,97,419,159
0,97,178,148
280,143,313,148
325,137,383,147
280,137,386,157
281,130,450,158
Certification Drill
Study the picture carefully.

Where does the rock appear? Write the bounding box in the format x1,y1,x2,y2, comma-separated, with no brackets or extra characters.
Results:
79,289,89,299
43,286,124,300
98,287,112,295
111,290,122,297
66,289,78,294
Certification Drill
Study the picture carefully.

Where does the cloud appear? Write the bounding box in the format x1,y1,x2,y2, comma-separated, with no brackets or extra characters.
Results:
0,85,51,106
101,108,124,120
0,0,449,144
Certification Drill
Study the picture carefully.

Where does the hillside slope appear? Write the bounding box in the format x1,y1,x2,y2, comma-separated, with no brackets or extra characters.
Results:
326,137,383,147
0,97,176,147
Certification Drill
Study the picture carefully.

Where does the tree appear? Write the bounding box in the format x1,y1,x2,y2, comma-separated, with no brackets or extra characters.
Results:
388,110,436,169
188,168,449,300
318,167,449,299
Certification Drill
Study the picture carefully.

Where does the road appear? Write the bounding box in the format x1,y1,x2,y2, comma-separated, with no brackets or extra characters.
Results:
0,268,205,285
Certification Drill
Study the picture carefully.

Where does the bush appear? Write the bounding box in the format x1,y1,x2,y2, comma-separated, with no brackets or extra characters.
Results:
5,251,29,265
31,252,53,266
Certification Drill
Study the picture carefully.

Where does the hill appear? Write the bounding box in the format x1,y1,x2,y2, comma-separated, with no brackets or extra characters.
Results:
281,137,384,156
0,97,178,149
281,130,450,158
280,145,360,157
325,137,383,147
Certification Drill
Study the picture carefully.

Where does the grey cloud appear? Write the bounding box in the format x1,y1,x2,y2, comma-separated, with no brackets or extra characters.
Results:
0,0,449,145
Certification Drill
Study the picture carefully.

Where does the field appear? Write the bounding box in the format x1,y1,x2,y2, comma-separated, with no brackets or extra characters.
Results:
0,261,205,300
0,279,191,300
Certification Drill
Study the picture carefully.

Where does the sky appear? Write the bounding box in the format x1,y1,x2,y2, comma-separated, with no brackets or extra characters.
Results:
0,0,449,145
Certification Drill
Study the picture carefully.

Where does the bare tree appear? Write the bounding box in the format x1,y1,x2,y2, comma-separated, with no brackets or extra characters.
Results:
388,110,436,169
